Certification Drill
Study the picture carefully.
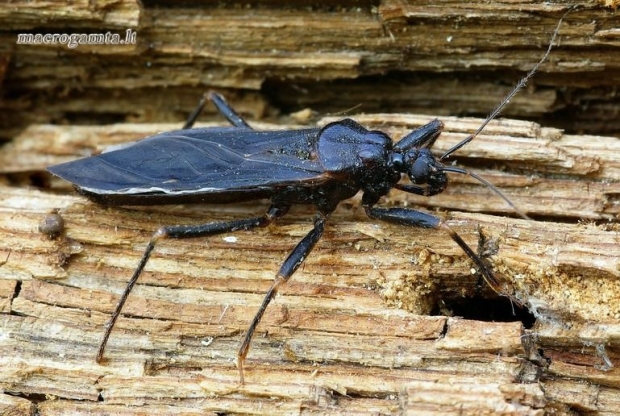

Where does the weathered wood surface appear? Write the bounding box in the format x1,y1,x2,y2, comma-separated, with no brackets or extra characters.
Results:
1,113,620,414
1,0,620,141
2,0,620,414
1,189,620,415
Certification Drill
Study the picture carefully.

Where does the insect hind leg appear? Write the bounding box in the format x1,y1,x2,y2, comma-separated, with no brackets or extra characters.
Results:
183,93,210,129
208,92,252,129
237,212,328,384
183,92,252,129
96,204,289,365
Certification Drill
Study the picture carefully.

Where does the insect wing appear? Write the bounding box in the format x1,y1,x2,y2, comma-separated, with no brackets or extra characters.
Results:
48,127,326,196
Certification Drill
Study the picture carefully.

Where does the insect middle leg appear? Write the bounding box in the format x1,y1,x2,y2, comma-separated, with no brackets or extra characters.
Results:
237,212,328,384
96,204,290,364
364,206,515,302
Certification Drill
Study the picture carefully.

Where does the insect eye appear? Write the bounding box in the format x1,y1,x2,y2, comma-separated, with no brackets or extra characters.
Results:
408,158,431,184
405,149,436,184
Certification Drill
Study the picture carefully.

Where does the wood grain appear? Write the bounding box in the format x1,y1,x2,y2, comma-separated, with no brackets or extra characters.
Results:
1,1,620,141
2,0,620,414
1,113,620,414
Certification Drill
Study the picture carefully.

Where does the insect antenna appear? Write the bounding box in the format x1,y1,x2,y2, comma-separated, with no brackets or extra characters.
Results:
441,165,531,220
439,11,568,161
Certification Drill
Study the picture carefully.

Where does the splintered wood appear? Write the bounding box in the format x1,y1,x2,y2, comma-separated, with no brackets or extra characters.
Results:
2,0,620,413
2,1,620,142
1,111,620,414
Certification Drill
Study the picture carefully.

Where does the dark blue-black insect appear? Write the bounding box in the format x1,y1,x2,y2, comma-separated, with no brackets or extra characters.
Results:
47,17,565,384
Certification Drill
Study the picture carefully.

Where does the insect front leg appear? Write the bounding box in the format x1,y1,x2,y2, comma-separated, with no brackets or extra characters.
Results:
394,183,443,197
394,119,443,152
96,204,290,364
237,212,328,384
364,206,515,303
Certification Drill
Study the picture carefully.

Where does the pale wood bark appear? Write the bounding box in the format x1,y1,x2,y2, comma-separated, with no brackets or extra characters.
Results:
0,183,616,415
2,0,620,414
1,0,620,140
0,115,620,414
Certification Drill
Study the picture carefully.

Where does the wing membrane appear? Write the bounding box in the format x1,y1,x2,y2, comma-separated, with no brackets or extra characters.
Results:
48,127,326,196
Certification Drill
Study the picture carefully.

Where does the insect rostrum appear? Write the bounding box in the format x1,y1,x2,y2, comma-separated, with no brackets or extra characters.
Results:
47,17,566,384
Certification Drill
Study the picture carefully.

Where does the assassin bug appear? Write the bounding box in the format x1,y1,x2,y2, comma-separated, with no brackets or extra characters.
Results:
48,16,566,384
